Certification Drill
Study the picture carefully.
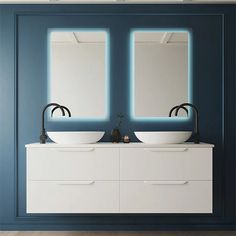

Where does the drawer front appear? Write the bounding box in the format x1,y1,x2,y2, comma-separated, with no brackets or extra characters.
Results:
120,148,212,180
27,148,119,180
120,181,212,213
27,181,119,213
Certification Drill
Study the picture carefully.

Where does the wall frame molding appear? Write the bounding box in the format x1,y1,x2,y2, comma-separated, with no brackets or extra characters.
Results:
0,4,234,230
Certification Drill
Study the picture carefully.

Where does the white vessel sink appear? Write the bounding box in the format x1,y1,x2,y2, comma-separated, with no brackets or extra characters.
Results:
134,131,192,144
47,131,105,144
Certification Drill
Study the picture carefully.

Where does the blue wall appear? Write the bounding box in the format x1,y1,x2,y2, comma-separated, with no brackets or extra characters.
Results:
0,4,235,230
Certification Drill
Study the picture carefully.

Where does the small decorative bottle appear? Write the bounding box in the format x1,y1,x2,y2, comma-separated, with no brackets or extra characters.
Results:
111,113,124,143
123,135,130,143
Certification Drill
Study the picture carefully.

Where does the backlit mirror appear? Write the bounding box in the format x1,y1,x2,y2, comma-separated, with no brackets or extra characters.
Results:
131,30,191,120
49,30,109,120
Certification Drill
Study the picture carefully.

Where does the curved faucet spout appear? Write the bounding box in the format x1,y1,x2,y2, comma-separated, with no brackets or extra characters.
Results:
169,105,189,117
40,103,66,144
175,103,199,144
42,103,65,130
51,105,71,117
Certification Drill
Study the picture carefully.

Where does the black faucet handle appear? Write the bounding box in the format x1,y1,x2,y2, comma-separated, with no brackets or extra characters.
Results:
40,129,47,144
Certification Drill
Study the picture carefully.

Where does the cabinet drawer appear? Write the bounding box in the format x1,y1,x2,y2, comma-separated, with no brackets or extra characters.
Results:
27,148,119,180
120,148,212,180
120,181,212,213
27,180,119,213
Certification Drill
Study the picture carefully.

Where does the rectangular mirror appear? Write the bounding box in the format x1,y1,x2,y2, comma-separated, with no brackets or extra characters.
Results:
49,30,109,120
131,30,191,120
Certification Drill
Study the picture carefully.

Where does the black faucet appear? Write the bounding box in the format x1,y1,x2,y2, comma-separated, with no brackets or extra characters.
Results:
172,103,200,144
169,105,189,117
51,105,71,117
40,103,71,144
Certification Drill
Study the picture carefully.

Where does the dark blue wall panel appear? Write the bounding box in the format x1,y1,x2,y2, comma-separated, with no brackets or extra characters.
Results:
0,4,235,230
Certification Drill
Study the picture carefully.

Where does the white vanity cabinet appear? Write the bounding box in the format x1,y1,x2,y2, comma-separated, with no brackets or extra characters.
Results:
120,147,212,213
26,146,119,213
26,143,213,214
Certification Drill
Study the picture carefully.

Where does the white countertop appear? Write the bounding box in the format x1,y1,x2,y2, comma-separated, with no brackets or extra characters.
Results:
25,142,214,148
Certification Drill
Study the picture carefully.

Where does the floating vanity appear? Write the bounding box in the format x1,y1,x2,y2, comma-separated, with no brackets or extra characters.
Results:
26,142,213,214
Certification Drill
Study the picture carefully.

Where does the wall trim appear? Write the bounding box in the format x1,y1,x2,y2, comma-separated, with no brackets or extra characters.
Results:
7,7,234,229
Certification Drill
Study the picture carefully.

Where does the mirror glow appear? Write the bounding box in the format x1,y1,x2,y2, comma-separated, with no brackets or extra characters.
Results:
49,30,109,120
130,29,191,121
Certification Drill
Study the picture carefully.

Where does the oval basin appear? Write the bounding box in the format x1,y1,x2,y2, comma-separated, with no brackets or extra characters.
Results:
134,131,192,144
47,131,105,144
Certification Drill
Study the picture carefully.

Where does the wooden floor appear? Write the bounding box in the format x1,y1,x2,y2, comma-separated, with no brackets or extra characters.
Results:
0,232,235,236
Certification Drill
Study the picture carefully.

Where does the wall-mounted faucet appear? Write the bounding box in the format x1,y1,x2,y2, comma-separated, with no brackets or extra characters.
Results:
169,103,200,144
40,103,71,144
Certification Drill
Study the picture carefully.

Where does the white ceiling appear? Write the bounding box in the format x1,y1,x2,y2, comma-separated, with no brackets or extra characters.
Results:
51,31,188,44
135,32,188,43
51,31,106,43
0,0,235,3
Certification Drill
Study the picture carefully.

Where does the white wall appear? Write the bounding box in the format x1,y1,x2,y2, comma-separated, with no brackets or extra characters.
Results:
135,43,188,117
50,43,106,118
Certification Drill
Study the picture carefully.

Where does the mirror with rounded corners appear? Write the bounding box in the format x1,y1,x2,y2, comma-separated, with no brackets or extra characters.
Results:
130,30,191,120
48,30,109,121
